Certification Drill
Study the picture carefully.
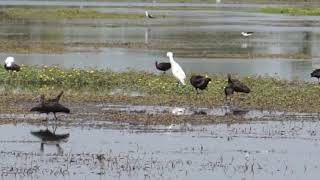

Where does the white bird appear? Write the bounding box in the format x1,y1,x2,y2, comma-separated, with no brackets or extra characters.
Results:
4,56,20,72
166,52,186,85
145,11,155,19
241,32,254,37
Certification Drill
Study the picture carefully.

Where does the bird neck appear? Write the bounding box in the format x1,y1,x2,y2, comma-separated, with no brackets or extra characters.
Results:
228,75,232,83
145,11,148,17
168,56,175,64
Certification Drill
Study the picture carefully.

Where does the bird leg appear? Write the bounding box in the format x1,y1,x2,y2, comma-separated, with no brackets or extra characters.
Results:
53,113,58,121
40,143,44,152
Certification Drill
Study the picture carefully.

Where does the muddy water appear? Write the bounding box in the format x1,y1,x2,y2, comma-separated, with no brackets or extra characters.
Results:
0,120,320,180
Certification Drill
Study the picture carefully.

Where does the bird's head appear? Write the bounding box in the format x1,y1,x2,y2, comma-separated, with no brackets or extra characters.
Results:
166,52,173,58
36,94,45,104
5,56,14,65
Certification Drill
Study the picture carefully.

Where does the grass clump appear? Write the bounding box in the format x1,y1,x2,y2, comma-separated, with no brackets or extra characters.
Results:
2,8,144,20
261,7,320,16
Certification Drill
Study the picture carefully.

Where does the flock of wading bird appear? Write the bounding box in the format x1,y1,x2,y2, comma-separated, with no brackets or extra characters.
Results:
4,52,251,121
3,17,320,121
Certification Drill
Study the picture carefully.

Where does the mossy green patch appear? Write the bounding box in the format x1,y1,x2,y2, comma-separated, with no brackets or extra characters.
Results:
1,8,145,20
261,7,320,16
0,66,319,113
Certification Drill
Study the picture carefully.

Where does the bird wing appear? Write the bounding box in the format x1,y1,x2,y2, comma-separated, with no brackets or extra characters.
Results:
12,63,20,71
233,80,250,93
172,64,186,84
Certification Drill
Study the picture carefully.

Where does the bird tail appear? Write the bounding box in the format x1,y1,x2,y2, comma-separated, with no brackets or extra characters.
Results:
181,79,186,85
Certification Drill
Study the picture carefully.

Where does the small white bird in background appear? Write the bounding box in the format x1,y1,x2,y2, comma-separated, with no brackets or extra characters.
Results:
4,56,20,72
145,11,155,19
241,32,254,37
166,52,186,85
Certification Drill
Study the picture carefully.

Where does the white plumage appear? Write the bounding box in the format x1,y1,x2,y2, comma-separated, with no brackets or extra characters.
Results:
241,32,254,37
5,56,14,67
167,52,186,85
145,11,154,18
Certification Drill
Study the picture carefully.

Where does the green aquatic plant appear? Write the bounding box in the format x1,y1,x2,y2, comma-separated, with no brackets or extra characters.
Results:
2,8,145,20
261,7,320,16
0,66,320,113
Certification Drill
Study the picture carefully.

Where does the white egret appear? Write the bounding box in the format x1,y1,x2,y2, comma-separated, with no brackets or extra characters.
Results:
166,52,186,85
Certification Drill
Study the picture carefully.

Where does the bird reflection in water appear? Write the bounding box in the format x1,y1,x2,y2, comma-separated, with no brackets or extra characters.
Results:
30,124,69,154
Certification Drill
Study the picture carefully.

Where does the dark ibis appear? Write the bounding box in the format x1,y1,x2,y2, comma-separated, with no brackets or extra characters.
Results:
224,84,234,101
31,94,70,120
155,61,171,73
227,74,250,94
190,75,211,93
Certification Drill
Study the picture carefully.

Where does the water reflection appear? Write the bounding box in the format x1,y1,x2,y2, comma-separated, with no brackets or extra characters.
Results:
30,124,69,154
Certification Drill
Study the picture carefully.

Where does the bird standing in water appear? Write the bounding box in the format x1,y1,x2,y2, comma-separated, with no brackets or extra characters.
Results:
241,32,254,37
145,11,155,19
31,93,70,121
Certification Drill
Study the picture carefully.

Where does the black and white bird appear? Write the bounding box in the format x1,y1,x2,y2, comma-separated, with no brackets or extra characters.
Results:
241,32,254,37
4,56,20,72
145,11,155,19
311,69,320,84
190,75,211,93
155,61,171,73
31,94,70,121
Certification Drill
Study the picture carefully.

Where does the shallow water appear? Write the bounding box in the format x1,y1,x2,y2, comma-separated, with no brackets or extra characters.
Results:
1,6,320,81
0,120,320,180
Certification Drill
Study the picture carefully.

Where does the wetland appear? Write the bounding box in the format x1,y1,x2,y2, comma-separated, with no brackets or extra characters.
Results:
0,1,320,180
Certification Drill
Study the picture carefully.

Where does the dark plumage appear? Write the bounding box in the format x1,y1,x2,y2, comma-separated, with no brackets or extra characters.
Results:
145,11,155,19
311,69,320,84
31,129,70,142
4,63,20,72
155,61,171,73
224,84,234,101
227,74,250,93
47,91,64,103
31,94,70,120
190,75,211,93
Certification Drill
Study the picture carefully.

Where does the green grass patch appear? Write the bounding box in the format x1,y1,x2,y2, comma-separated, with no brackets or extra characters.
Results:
261,7,320,16
0,66,320,113
1,7,144,20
